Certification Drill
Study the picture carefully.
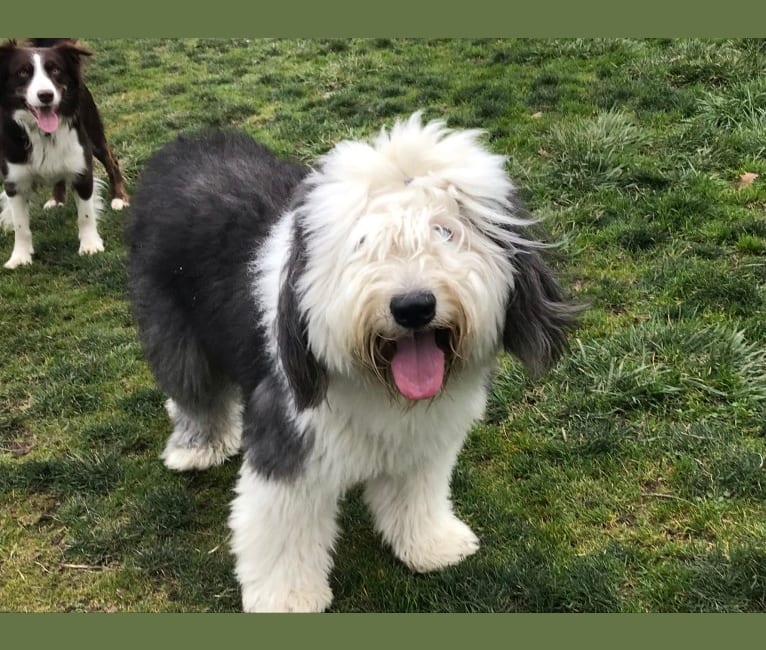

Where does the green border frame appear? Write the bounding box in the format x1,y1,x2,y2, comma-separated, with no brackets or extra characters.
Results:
3,1,766,36
4,613,766,646
3,2,766,644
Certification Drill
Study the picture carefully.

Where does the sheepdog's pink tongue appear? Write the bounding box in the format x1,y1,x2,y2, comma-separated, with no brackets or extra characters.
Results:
391,330,445,400
35,109,59,133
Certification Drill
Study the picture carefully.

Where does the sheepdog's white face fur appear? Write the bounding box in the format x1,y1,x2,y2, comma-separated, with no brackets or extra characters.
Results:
293,113,534,400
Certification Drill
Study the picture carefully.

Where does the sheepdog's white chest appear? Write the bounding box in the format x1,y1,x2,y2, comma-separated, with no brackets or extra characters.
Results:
303,370,491,486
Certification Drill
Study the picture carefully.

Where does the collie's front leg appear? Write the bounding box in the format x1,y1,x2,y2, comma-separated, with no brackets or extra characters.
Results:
72,174,104,256
2,191,35,269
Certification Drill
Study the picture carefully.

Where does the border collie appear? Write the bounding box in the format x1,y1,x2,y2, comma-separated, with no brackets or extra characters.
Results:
26,38,130,213
0,39,123,268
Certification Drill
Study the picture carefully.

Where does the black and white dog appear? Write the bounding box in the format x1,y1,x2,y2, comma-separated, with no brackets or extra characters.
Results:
0,39,127,268
127,114,580,612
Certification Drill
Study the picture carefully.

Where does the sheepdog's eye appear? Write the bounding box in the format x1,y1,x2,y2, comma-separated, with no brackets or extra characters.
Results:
17,66,31,79
433,224,453,241
46,64,62,80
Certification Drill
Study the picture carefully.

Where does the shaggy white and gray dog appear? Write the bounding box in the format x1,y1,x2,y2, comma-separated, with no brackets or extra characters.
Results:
127,113,579,612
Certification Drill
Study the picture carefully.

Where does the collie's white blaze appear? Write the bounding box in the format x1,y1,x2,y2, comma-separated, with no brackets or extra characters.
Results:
26,53,61,110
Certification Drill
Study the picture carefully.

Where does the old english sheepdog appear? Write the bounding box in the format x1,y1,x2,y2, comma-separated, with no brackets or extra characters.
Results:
127,113,580,612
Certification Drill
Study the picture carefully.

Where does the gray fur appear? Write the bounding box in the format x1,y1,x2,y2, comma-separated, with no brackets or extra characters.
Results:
277,215,328,411
163,390,241,459
243,374,314,480
503,247,582,376
498,193,582,376
127,130,313,480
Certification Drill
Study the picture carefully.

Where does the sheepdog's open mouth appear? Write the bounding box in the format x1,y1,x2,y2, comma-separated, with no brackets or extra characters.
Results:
27,104,60,133
367,328,459,401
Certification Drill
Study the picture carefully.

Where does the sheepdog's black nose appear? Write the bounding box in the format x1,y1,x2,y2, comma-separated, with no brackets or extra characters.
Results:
37,90,54,104
390,291,437,329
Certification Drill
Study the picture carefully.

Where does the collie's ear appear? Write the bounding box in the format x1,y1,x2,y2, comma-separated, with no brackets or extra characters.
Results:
0,40,18,77
276,215,328,411
54,40,91,78
54,40,91,58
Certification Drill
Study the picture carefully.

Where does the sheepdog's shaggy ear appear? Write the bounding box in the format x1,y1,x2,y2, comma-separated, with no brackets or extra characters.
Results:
276,217,328,411
503,246,580,376
499,199,582,376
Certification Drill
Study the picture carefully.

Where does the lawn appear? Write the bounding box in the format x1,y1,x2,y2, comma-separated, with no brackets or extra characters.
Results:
1,38,765,612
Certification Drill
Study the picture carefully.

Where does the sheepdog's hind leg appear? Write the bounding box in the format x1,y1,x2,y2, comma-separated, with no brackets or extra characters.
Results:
135,286,243,472
161,385,243,472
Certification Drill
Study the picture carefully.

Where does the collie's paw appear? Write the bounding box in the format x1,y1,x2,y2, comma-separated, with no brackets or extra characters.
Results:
78,235,105,256
4,251,33,269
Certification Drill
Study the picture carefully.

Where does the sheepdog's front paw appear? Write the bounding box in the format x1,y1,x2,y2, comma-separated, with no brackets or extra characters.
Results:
394,515,480,573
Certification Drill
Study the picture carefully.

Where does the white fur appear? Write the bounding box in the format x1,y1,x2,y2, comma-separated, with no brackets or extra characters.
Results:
0,193,8,230
10,116,87,184
161,396,243,471
230,465,338,613
2,192,34,268
230,372,489,612
161,443,238,472
226,114,536,612
75,183,104,255
253,212,295,366
296,112,531,374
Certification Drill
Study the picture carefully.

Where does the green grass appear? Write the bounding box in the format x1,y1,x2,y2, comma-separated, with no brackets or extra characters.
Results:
2,38,766,612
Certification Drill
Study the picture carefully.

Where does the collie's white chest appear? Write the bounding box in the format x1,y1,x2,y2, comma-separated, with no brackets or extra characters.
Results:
10,113,86,185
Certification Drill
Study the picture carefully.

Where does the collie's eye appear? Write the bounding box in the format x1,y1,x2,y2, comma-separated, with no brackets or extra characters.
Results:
433,224,453,241
17,67,31,79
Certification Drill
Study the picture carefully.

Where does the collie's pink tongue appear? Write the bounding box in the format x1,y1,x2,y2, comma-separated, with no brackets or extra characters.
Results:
391,330,445,400
36,109,59,133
